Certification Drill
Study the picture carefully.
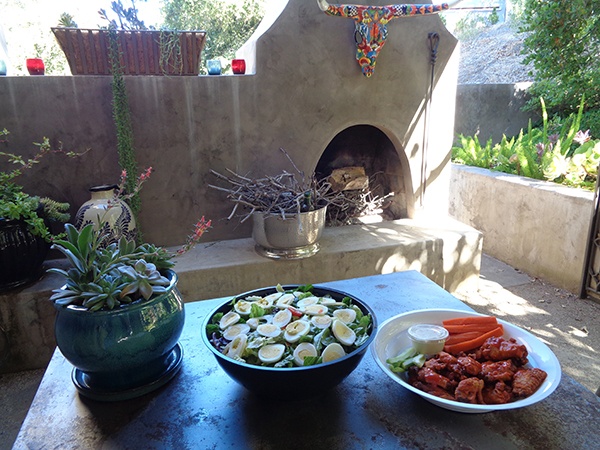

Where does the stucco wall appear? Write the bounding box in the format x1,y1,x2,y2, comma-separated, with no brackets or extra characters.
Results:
454,82,539,144
449,164,594,293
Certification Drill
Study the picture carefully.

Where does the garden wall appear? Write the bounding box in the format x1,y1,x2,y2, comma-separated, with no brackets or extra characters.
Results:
454,82,539,144
449,163,594,294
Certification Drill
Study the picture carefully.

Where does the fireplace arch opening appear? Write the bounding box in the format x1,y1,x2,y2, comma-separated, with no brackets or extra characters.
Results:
315,125,409,225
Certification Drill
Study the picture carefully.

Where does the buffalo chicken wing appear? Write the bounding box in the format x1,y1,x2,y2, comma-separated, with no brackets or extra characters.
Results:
407,336,547,405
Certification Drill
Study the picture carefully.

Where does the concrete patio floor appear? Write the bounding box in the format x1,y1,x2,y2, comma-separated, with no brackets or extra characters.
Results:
1,254,599,450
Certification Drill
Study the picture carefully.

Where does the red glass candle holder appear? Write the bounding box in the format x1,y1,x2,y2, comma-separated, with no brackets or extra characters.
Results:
231,59,246,75
26,58,45,75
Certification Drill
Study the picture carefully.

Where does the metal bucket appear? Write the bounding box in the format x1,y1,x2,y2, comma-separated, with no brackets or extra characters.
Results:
252,206,327,259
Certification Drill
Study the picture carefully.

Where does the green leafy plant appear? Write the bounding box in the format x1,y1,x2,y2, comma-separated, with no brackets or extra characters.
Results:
489,7,499,25
452,98,600,190
162,0,265,68
520,0,600,114
0,128,86,241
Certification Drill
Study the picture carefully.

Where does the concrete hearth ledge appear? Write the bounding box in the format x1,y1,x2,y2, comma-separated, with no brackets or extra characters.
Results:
0,217,481,374
172,218,483,301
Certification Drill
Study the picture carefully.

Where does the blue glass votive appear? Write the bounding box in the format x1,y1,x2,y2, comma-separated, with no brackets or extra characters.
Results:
0,60,6,76
207,59,221,75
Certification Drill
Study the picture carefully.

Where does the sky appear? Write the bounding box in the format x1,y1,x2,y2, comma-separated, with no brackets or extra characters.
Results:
47,0,165,29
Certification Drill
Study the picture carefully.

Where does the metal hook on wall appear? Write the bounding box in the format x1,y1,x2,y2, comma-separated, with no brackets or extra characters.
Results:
420,32,440,207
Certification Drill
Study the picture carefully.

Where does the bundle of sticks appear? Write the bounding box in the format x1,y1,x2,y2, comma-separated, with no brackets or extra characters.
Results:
209,168,336,223
209,148,391,225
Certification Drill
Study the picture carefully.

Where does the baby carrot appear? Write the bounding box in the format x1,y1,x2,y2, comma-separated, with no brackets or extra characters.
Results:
443,325,504,354
443,331,482,346
442,316,498,326
443,323,501,334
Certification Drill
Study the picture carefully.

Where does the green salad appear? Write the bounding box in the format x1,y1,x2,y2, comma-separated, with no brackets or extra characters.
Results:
206,284,373,367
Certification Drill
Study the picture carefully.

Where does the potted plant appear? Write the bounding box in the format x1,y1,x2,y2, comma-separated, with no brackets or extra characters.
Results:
51,2,206,76
209,149,338,260
48,168,211,401
0,129,84,291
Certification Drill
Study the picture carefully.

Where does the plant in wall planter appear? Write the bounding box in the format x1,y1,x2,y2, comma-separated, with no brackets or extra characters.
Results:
49,169,211,401
51,3,206,76
209,148,340,260
0,129,86,291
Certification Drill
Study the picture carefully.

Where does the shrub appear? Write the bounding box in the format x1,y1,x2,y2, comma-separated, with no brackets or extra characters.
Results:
520,0,600,115
452,98,600,190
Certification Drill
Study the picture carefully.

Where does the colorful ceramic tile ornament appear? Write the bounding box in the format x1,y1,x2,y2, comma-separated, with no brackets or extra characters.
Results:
317,0,461,77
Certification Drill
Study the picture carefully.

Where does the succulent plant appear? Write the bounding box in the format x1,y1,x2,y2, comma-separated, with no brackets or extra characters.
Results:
49,223,175,311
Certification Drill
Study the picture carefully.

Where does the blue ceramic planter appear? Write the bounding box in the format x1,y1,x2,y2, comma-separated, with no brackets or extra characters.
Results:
54,270,185,401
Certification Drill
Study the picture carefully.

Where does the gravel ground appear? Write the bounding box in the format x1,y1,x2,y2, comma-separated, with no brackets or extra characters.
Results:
458,20,535,84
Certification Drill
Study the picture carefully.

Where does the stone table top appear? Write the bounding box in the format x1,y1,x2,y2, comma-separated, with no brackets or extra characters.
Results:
13,271,600,450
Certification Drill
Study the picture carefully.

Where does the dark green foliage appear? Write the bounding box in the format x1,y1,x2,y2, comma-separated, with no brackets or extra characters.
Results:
581,109,600,136
0,130,78,241
520,0,600,115
161,0,265,63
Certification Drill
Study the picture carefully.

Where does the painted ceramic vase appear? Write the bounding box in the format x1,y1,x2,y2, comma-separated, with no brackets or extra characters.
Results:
74,185,137,245
53,270,185,401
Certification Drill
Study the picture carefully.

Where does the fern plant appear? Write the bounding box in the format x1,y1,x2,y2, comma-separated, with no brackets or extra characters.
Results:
0,129,85,241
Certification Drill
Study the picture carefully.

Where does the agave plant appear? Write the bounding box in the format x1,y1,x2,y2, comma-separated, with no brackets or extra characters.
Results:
49,223,174,311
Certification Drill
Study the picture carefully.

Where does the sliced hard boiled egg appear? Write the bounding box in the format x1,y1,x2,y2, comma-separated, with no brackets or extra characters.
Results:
296,296,319,309
333,308,357,324
303,304,329,316
311,314,332,329
257,323,282,338
284,320,310,343
265,292,283,303
225,334,247,359
222,323,251,341
258,344,286,364
293,342,318,366
219,311,240,330
255,297,274,308
271,308,293,328
319,297,337,305
275,293,295,306
246,317,260,329
322,342,346,363
332,319,356,346
234,300,253,316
